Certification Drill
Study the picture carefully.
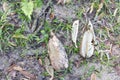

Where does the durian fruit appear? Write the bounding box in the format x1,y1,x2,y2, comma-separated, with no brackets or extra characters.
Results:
48,31,68,70
80,20,96,58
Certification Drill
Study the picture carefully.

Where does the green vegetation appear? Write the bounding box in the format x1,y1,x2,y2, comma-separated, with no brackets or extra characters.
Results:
0,0,120,79
0,0,43,51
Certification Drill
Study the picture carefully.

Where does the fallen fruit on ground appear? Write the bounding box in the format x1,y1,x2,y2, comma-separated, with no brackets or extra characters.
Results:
48,31,68,70
80,20,96,58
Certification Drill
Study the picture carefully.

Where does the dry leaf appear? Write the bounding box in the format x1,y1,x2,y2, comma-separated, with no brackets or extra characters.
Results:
8,41,17,46
45,57,50,66
80,20,95,58
97,3,103,13
91,73,96,80
7,64,36,79
48,31,68,70
113,8,118,16
20,78,29,80
72,20,79,48
45,57,54,80
20,70,36,80
57,0,71,4
7,64,16,72
64,0,71,3
13,66,36,79
3,2,9,12
49,13,55,20
46,66,54,80
38,58,43,65
89,3,94,13
96,3,103,16
13,66,23,71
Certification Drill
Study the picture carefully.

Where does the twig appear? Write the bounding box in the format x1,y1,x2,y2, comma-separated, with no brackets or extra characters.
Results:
31,0,52,33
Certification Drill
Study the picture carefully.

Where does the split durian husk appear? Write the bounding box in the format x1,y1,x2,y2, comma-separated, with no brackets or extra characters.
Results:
80,21,95,58
48,32,68,70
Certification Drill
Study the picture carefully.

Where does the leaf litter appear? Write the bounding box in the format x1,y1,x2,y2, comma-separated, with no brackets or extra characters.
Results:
45,57,54,80
57,0,71,4
7,64,36,80
0,0,120,80
71,20,79,48
91,73,96,80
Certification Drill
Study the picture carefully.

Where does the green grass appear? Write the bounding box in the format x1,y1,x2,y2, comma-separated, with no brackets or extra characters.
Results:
0,1,120,80
0,0,44,52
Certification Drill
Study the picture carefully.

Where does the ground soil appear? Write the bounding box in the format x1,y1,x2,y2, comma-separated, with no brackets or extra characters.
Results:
0,0,120,80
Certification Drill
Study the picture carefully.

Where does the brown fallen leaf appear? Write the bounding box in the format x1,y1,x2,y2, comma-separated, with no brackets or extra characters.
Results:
74,60,80,68
48,31,68,70
14,66,36,79
7,64,36,80
13,65,23,71
7,64,16,72
38,57,43,65
91,73,96,80
20,70,36,80
49,13,55,20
